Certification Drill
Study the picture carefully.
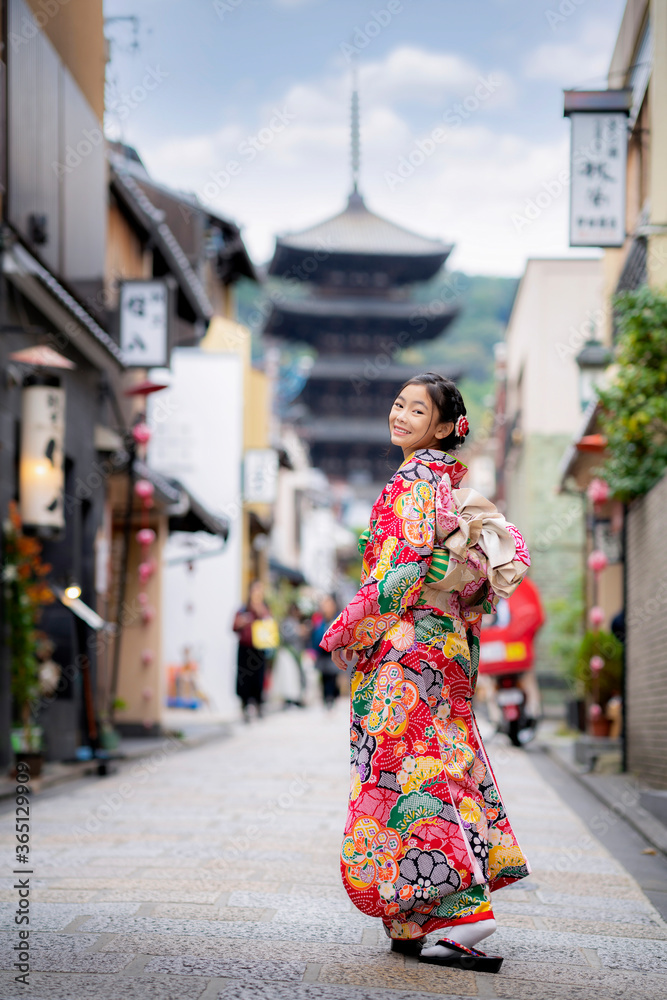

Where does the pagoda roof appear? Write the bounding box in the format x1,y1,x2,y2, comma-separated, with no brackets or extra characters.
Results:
268,192,453,285
277,191,451,257
306,359,462,381
264,295,460,345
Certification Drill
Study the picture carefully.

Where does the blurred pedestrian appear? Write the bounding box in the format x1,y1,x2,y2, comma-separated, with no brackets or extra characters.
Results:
232,580,274,722
311,595,340,708
273,602,307,708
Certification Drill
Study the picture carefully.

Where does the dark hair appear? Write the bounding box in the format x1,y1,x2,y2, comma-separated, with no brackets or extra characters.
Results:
397,372,468,452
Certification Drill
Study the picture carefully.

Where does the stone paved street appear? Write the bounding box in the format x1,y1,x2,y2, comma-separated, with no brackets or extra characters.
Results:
2,702,667,1000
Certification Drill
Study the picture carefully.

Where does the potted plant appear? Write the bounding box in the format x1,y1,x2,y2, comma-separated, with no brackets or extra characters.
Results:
569,629,623,738
99,698,127,750
2,501,55,776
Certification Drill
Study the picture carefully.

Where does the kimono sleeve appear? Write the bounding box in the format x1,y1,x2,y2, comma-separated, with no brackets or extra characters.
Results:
319,470,437,651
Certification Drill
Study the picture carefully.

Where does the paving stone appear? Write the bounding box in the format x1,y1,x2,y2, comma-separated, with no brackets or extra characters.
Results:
144,954,306,980
2,704,666,1000
0,901,139,931
216,984,476,1000
539,917,667,939
318,958,476,993
596,938,667,972
519,870,646,899
498,960,667,995
495,913,536,928
79,913,366,943
150,904,267,920
0,971,209,1000
227,890,352,912
96,933,395,964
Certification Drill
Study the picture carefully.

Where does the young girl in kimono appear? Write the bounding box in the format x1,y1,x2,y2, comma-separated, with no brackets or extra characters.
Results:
319,372,531,973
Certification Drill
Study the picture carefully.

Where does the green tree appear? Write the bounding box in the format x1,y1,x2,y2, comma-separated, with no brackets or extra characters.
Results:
598,285,667,501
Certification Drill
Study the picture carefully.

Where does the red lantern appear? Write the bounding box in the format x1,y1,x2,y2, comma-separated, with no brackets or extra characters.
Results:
141,605,156,625
589,655,604,673
587,477,610,506
141,649,154,667
136,528,156,548
589,606,605,630
132,422,152,446
587,550,608,575
134,479,154,502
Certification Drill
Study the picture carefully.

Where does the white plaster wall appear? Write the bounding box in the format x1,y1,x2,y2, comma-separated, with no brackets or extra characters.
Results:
505,258,604,437
148,349,244,721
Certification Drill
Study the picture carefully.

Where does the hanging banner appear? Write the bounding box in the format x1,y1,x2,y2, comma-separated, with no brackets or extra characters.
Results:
119,280,170,367
564,90,632,249
243,449,279,503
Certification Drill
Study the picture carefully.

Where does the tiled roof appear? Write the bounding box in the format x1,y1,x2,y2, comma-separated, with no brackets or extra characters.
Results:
277,191,451,258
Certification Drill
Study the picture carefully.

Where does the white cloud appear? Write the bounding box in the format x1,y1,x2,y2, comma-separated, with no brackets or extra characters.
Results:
361,46,515,108
523,16,617,87
134,43,582,276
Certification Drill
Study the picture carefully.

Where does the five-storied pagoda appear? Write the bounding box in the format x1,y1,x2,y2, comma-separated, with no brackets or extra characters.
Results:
264,84,461,493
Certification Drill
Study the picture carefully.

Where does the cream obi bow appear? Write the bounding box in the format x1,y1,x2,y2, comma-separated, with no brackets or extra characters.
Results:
430,480,530,599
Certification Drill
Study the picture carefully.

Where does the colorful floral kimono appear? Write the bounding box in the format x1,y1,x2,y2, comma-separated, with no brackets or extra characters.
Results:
320,448,532,941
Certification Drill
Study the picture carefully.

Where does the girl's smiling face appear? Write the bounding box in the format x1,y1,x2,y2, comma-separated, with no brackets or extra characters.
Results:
389,383,453,457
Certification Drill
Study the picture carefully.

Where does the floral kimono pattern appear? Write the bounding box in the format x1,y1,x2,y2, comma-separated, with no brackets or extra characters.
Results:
320,448,531,941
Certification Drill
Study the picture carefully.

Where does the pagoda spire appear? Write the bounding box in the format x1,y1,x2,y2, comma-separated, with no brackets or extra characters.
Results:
349,54,362,205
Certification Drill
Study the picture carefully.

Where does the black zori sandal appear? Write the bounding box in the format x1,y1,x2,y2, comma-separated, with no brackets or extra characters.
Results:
418,938,503,973
390,938,424,956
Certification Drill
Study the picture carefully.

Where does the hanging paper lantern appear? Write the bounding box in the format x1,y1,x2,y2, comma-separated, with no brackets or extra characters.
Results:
138,561,154,584
587,550,608,575
589,702,603,718
141,605,156,625
136,528,156,548
589,606,605,629
138,592,149,606
132,422,152,446
141,649,154,666
134,479,154,501
589,655,605,673
142,686,153,700
587,477,610,506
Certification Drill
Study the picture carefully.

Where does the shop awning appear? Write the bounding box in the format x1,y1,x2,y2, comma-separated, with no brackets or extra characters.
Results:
133,461,229,539
3,240,125,371
269,558,306,585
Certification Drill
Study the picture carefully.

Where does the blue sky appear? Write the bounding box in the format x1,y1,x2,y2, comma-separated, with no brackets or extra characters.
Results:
103,0,627,275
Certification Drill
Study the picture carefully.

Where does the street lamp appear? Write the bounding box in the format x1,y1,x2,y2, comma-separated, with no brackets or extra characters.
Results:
575,338,613,411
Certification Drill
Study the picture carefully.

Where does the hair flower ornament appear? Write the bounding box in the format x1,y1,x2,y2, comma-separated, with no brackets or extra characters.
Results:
455,414,469,439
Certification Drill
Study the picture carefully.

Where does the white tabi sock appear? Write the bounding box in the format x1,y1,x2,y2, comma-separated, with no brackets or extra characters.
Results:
420,917,497,960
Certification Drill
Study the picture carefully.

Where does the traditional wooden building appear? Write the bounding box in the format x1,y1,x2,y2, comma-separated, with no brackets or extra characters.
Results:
264,117,460,489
